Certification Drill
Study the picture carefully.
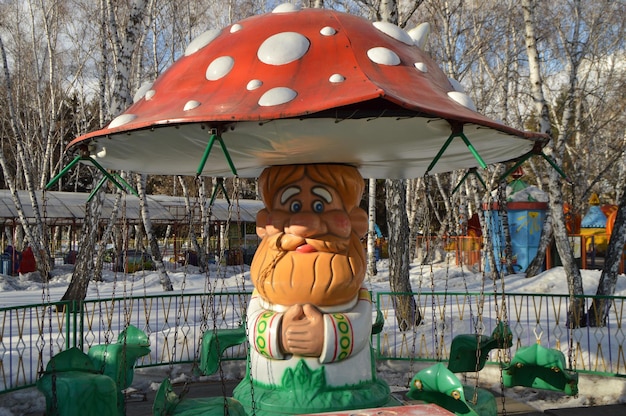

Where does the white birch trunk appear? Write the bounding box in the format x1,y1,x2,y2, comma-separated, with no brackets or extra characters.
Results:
137,174,173,291
0,36,49,278
522,0,584,326
588,185,626,326
64,0,153,302
367,178,377,276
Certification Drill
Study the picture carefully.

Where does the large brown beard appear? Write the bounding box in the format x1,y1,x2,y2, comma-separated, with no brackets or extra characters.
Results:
250,232,366,307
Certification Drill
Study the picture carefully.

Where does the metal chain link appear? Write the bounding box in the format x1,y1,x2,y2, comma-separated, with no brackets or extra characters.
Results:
493,179,510,415
40,189,58,412
408,177,426,383
175,177,200,401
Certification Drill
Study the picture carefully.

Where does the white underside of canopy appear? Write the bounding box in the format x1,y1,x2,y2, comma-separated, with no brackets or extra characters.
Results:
86,117,536,179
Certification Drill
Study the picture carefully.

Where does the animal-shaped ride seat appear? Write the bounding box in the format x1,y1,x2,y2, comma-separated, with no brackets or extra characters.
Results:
36,347,118,416
501,342,578,395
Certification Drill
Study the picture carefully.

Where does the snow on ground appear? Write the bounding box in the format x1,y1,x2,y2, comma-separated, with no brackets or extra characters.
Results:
1,257,626,415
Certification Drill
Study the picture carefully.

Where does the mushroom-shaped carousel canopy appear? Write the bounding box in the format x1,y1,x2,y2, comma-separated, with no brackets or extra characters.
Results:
66,4,548,179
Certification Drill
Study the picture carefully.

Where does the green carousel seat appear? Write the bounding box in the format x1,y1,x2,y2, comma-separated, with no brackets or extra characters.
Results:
199,325,247,376
448,322,513,373
407,362,497,416
36,347,118,416
88,324,151,415
502,342,578,395
153,325,247,416
153,378,247,416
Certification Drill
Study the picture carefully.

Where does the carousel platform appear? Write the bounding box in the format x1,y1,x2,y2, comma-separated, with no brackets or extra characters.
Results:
119,379,625,416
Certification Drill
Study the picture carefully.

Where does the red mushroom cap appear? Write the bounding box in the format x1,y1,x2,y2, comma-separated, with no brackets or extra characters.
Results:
66,5,548,178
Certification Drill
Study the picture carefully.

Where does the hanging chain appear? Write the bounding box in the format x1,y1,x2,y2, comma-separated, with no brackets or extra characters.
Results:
566,178,578,375
230,177,256,415
408,178,424,383
39,189,58,412
121,194,133,328
174,178,197,400
193,175,211,377
452,177,481,404
493,178,510,415
422,174,442,361
122,190,138,408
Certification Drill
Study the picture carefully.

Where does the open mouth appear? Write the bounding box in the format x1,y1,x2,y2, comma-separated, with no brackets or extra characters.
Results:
295,243,318,253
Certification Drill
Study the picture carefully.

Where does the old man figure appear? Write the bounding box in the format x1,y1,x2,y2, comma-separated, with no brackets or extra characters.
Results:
233,164,392,415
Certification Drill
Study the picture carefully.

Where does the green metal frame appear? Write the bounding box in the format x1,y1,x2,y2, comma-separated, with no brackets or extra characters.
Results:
499,149,568,181
196,133,238,177
452,168,486,195
427,130,488,195
45,155,139,201
427,131,488,175
209,177,230,206
425,128,568,194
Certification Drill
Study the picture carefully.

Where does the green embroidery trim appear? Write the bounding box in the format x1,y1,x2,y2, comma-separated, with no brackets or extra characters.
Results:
332,313,352,361
255,311,276,357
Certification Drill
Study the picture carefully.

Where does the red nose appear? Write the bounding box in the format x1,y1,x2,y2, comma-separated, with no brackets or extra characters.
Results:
286,213,323,237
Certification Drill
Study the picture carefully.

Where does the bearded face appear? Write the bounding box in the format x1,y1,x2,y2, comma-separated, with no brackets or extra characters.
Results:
251,167,368,307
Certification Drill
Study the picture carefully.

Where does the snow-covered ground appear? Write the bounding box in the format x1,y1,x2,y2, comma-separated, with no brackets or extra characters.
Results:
1,256,625,415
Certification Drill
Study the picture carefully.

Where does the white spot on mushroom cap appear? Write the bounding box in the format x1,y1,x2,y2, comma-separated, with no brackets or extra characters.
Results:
258,32,310,65
329,74,345,83
145,90,156,100
206,56,235,81
367,47,401,66
373,21,413,46
447,91,477,112
230,24,242,33
108,114,137,129
183,100,201,111
414,62,428,73
320,26,336,36
247,79,263,91
408,23,431,49
133,81,153,103
272,3,301,13
258,87,297,107
185,29,221,56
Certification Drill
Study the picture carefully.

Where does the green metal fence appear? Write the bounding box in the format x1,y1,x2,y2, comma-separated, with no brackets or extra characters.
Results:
1,291,624,395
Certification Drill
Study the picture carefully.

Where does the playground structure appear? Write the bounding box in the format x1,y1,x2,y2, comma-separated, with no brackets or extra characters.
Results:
449,186,625,274
0,190,264,273
6,3,598,416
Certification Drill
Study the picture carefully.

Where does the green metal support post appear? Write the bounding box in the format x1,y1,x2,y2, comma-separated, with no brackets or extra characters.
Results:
46,152,139,200
196,133,238,177
426,130,487,175
452,168,486,195
209,178,230,206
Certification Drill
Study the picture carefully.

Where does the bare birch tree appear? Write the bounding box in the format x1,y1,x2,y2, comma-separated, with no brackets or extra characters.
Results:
588,183,626,326
377,0,422,330
367,178,378,276
0,0,87,279
62,0,159,302
521,0,585,324
136,173,173,290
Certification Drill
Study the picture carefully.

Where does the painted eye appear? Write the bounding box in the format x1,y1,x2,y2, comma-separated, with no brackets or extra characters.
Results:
451,390,461,400
312,200,324,213
290,200,302,213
